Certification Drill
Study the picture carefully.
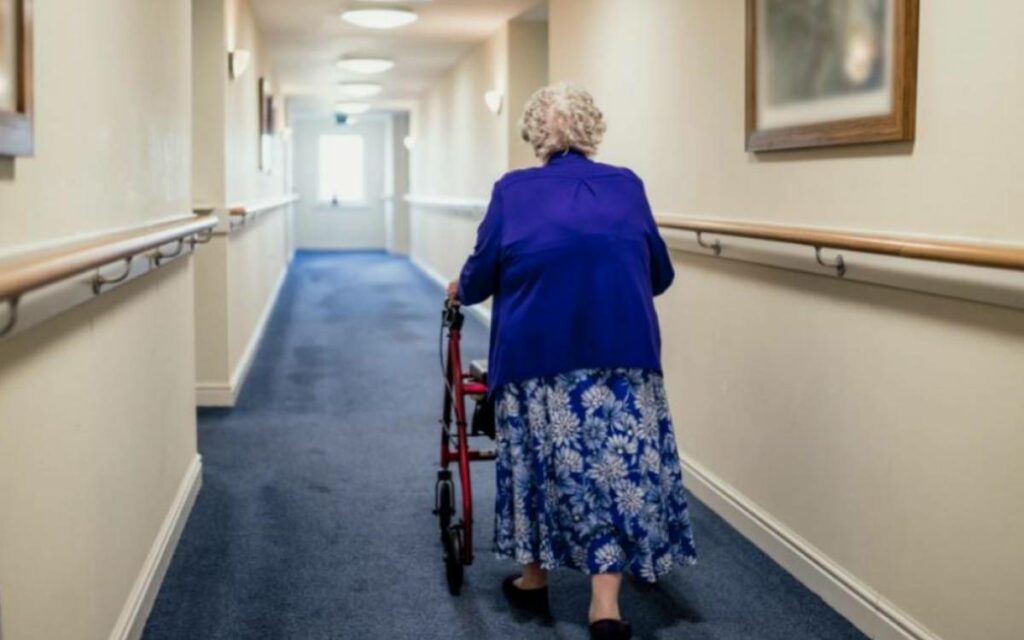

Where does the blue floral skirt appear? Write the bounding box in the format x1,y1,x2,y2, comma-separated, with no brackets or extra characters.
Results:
493,368,697,583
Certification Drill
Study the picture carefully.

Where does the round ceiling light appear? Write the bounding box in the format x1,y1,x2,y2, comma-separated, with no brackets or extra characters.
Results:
341,8,418,30
335,102,372,115
338,82,383,98
337,57,395,74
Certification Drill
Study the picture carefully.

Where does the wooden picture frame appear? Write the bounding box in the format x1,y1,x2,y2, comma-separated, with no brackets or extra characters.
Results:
258,76,274,172
0,0,33,157
746,0,919,152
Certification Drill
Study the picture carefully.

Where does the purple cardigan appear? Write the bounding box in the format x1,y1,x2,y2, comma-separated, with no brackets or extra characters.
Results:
457,149,675,394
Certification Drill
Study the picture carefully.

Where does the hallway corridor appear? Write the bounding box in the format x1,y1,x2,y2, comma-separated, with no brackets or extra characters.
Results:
143,252,865,640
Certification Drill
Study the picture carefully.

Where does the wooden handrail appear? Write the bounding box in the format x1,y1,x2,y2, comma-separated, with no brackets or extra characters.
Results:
0,216,216,302
227,193,299,229
657,216,1024,272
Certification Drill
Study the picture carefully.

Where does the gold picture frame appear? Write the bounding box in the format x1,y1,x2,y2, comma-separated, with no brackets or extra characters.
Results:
746,0,919,152
0,0,32,157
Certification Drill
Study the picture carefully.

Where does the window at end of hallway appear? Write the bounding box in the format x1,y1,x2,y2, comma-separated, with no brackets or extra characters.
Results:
318,134,366,206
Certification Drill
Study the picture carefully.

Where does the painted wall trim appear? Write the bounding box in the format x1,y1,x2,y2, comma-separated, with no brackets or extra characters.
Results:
659,224,1024,311
108,454,203,640
196,266,288,407
403,190,1024,311
678,452,940,640
402,194,1023,310
0,213,198,261
231,193,300,216
5,247,197,342
410,255,492,325
405,194,488,218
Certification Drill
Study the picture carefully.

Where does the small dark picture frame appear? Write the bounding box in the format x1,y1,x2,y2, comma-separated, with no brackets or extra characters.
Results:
0,0,33,157
258,76,274,173
746,0,919,152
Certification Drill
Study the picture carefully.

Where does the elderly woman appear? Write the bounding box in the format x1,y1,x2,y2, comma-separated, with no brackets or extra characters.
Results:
447,83,696,640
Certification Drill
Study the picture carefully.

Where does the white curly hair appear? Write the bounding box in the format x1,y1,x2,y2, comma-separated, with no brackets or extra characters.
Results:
519,83,607,162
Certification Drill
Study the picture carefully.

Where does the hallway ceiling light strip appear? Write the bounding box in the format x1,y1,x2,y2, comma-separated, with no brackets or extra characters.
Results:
341,7,418,30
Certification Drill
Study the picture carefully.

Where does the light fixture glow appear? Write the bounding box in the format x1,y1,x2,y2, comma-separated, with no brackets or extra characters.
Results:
341,8,418,30
337,57,395,74
228,49,252,80
484,89,504,116
403,136,415,151
335,102,371,115
338,82,383,98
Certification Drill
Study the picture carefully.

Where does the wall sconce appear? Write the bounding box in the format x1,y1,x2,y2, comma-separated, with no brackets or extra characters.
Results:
403,136,415,151
484,89,504,116
229,49,252,80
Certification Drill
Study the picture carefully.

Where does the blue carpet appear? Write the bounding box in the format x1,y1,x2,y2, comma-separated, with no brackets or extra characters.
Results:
143,251,867,640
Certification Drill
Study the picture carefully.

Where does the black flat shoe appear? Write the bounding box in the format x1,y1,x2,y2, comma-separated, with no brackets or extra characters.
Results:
501,574,550,614
590,619,633,640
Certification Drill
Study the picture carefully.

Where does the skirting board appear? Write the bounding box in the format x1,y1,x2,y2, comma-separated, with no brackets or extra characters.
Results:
679,453,940,640
108,454,202,640
409,255,492,325
196,267,288,407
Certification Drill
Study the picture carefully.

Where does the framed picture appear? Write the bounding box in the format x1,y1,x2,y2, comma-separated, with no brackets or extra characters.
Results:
746,0,919,152
258,76,274,172
0,0,32,157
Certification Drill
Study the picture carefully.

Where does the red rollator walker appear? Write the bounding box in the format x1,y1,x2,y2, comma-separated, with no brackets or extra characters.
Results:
434,299,495,595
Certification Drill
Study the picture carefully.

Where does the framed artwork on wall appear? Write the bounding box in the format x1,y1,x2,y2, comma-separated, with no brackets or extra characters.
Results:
258,76,274,173
0,0,33,157
746,0,919,152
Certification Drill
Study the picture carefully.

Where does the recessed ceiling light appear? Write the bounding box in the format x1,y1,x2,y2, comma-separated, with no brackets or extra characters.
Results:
341,7,418,30
337,57,395,74
336,102,371,115
338,82,383,98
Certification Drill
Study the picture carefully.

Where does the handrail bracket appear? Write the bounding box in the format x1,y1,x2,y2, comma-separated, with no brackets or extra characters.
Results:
696,231,723,256
815,246,847,277
189,228,214,247
92,257,134,294
153,239,186,266
0,295,20,337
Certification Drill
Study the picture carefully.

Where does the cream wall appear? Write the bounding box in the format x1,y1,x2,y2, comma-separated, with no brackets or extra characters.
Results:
410,19,548,287
412,26,510,200
292,116,388,250
384,113,411,255
0,2,198,640
227,211,288,375
192,0,292,405
192,0,226,206
224,0,285,204
550,1,1022,241
507,20,549,171
549,2,1024,640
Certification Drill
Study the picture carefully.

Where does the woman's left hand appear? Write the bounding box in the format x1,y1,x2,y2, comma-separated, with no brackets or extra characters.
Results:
446,280,459,302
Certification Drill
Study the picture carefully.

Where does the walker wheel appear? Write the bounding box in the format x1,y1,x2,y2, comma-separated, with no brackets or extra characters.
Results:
434,473,455,540
443,525,464,596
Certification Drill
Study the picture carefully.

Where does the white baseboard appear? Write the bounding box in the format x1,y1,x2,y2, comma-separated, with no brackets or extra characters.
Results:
409,255,492,325
679,453,940,640
196,267,288,407
195,382,233,407
108,454,203,640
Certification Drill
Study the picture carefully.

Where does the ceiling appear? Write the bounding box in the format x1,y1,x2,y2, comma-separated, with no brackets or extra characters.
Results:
251,0,547,118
